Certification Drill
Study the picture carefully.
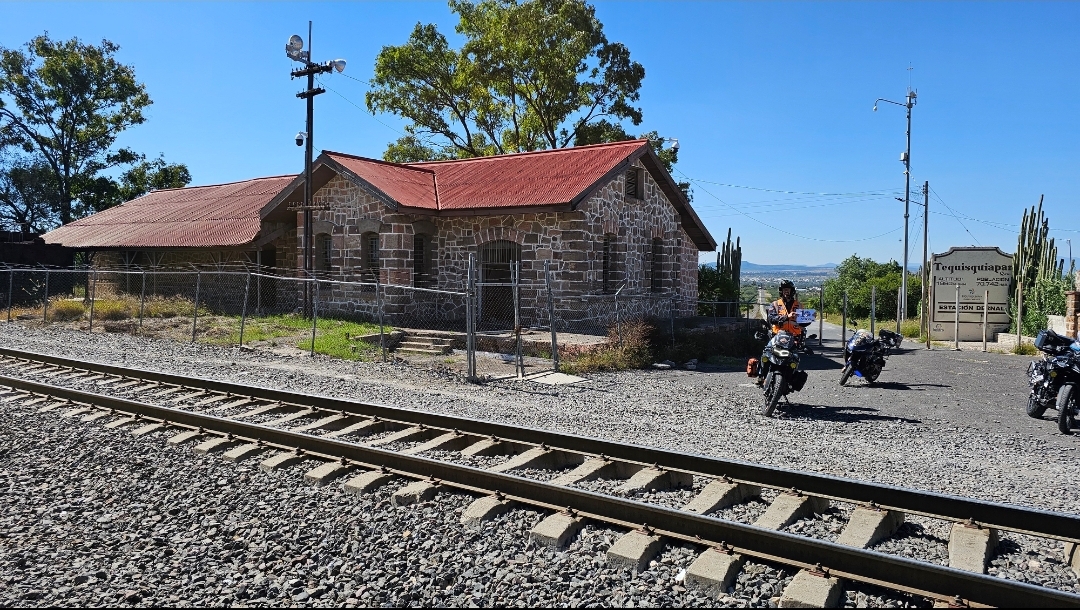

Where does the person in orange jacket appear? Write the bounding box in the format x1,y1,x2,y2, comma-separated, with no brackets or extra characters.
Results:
769,279,804,338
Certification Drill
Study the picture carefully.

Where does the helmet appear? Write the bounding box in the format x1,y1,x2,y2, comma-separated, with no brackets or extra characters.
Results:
779,279,796,294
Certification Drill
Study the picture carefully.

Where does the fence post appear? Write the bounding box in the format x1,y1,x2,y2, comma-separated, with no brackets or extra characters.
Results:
191,270,202,343
139,271,147,330
466,253,477,381
377,277,386,362
614,290,621,345
818,286,824,347
1016,280,1023,348
6,269,12,322
896,284,903,335
982,289,988,353
870,285,876,336
513,261,523,380
954,284,961,351
239,272,251,347
42,269,50,323
670,296,676,347
88,270,98,332
310,279,319,358
256,251,262,316
545,260,558,373
841,290,847,344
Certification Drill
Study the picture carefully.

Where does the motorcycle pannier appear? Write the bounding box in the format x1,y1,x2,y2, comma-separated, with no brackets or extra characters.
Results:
1034,329,1073,353
746,358,760,377
790,370,809,392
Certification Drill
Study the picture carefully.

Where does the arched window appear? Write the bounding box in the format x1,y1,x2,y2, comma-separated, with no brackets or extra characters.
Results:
650,237,664,293
413,233,432,286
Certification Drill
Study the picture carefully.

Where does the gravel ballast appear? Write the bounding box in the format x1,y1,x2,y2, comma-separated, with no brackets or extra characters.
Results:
2,322,1079,605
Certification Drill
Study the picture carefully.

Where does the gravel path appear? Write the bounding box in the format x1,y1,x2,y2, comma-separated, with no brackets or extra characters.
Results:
2,322,1079,604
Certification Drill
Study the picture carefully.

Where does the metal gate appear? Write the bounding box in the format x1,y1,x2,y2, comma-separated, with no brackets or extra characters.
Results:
478,240,520,329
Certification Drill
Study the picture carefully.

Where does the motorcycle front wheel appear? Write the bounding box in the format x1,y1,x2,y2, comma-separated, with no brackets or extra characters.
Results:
839,363,853,386
1026,392,1048,419
764,374,786,417
1058,384,1076,435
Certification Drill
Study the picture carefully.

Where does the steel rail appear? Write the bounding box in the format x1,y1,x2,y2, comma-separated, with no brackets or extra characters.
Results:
3,347,1080,545
3,374,1078,608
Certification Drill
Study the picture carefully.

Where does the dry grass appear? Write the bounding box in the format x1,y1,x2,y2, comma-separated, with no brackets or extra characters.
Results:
93,299,134,321
558,320,654,375
47,299,85,322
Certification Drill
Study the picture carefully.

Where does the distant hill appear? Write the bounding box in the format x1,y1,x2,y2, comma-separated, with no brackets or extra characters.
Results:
741,262,837,273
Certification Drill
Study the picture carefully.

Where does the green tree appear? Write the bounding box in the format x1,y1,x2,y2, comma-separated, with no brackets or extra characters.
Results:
0,34,189,228
821,255,921,321
0,154,58,233
367,0,646,161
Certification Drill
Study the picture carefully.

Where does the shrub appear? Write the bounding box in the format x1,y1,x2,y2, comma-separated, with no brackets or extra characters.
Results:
48,299,85,322
94,300,133,321
1012,342,1037,356
558,319,654,375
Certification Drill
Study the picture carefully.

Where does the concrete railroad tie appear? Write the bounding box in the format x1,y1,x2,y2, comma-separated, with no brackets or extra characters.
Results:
392,480,438,507
607,530,665,573
529,512,584,550
947,521,999,574
460,495,513,528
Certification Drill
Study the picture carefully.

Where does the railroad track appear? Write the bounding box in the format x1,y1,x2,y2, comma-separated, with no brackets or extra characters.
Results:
1,347,1079,607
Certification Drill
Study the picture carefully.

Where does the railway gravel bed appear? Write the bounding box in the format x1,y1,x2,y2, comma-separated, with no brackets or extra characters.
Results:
2,323,1080,606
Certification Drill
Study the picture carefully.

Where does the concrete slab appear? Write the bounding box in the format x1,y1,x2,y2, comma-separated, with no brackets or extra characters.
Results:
192,394,232,407
461,495,512,528
209,398,254,413
401,431,474,455
836,506,904,549
684,548,745,595
2,392,30,403
369,426,433,447
392,480,438,507
259,450,308,472
529,512,584,549
460,437,506,457
111,380,143,390
81,410,112,422
948,522,998,573
303,461,352,485
754,492,830,530
616,467,693,493
607,530,665,572
292,414,349,433
170,390,207,403
60,406,93,419
38,401,68,413
130,423,164,437
343,470,396,495
167,429,202,445
263,409,316,427
683,480,760,514
549,457,641,486
489,448,581,473
21,397,48,407
1063,542,1080,578
102,416,135,429
778,570,843,608
325,419,389,439
233,402,287,419
222,443,267,463
151,386,184,397
525,371,587,385
193,436,238,455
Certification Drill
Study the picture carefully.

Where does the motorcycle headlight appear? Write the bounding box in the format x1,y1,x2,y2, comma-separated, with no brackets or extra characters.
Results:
789,362,798,369
1050,371,1058,377
773,349,790,358
762,356,769,363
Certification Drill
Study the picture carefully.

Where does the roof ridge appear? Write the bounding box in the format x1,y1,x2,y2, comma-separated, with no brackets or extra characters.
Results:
145,174,297,194
323,150,436,175
407,139,649,167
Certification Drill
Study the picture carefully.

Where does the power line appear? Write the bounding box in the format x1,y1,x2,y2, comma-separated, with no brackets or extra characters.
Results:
316,76,410,139
929,186,981,246
684,179,897,197
675,168,903,243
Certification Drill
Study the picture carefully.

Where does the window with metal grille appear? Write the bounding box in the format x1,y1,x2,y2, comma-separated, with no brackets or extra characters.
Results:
625,167,644,200
363,233,379,277
413,234,429,286
650,238,663,292
316,234,332,272
602,234,613,293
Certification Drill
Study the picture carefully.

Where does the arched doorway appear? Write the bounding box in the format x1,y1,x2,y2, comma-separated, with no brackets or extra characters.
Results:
478,240,521,328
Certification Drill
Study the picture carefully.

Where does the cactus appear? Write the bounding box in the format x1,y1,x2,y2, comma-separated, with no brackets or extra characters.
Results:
1012,196,1070,333
716,228,742,299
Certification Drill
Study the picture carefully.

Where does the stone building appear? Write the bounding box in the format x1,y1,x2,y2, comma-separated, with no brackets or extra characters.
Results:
44,140,716,328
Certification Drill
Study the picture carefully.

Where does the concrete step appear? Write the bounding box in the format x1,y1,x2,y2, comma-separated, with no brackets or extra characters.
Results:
397,341,451,354
396,346,451,356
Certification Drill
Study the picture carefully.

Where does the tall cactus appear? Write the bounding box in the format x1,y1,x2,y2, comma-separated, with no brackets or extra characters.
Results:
716,228,742,300
1013,195,1061,299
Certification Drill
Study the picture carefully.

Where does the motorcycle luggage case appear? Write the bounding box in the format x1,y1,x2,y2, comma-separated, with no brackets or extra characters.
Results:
746,358,760,377
790,370,808,392
1034,329,1073,353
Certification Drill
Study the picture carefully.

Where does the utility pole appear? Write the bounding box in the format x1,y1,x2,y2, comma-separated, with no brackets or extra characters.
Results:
921,181,929,343
874,88,918,321
286,23,345,315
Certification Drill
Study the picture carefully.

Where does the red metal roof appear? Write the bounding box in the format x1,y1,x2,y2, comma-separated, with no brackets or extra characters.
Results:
325,154,438,210
43,175,295,249
411,140,646,210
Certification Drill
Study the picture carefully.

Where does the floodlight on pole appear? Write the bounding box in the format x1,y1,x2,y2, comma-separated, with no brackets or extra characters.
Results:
873,89,918,322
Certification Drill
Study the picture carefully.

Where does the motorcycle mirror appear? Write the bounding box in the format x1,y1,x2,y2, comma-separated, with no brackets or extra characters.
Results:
753,331,767,341
808,334,818,340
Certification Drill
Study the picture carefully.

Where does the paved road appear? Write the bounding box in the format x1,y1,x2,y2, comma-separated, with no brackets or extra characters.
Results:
742,319,1067,442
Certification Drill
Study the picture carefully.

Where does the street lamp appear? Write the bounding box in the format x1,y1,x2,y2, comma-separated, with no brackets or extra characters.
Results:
874,89,917,322
286,22,345,314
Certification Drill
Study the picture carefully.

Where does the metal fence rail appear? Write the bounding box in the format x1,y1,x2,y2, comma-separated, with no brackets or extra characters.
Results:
1,264,762,382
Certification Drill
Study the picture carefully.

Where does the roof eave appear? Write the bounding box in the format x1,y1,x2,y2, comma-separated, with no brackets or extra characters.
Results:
638,147,717,251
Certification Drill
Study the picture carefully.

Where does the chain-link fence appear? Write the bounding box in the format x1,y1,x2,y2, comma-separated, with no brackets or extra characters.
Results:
2,263,763,382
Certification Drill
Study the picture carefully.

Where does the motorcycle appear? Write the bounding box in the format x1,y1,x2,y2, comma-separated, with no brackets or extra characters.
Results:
750,307,816,417
839,327,903,386
1025,329,1077,421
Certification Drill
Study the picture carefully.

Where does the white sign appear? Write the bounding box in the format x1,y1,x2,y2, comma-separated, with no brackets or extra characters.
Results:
930,247,1013,341
794,309,817,325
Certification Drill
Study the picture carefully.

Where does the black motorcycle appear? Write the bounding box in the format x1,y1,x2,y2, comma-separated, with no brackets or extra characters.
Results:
1026,329,1077,422
840,328,903,386
752,311,816,417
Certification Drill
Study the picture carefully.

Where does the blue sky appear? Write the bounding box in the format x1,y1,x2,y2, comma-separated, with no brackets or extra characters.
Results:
3,1,1078,266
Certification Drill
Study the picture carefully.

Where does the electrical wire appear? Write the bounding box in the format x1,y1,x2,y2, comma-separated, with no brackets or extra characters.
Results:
316,76,411,139
929,186,981,246
674,167,903,243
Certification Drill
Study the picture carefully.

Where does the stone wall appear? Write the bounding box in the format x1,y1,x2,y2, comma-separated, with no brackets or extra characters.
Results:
302,158,703,326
